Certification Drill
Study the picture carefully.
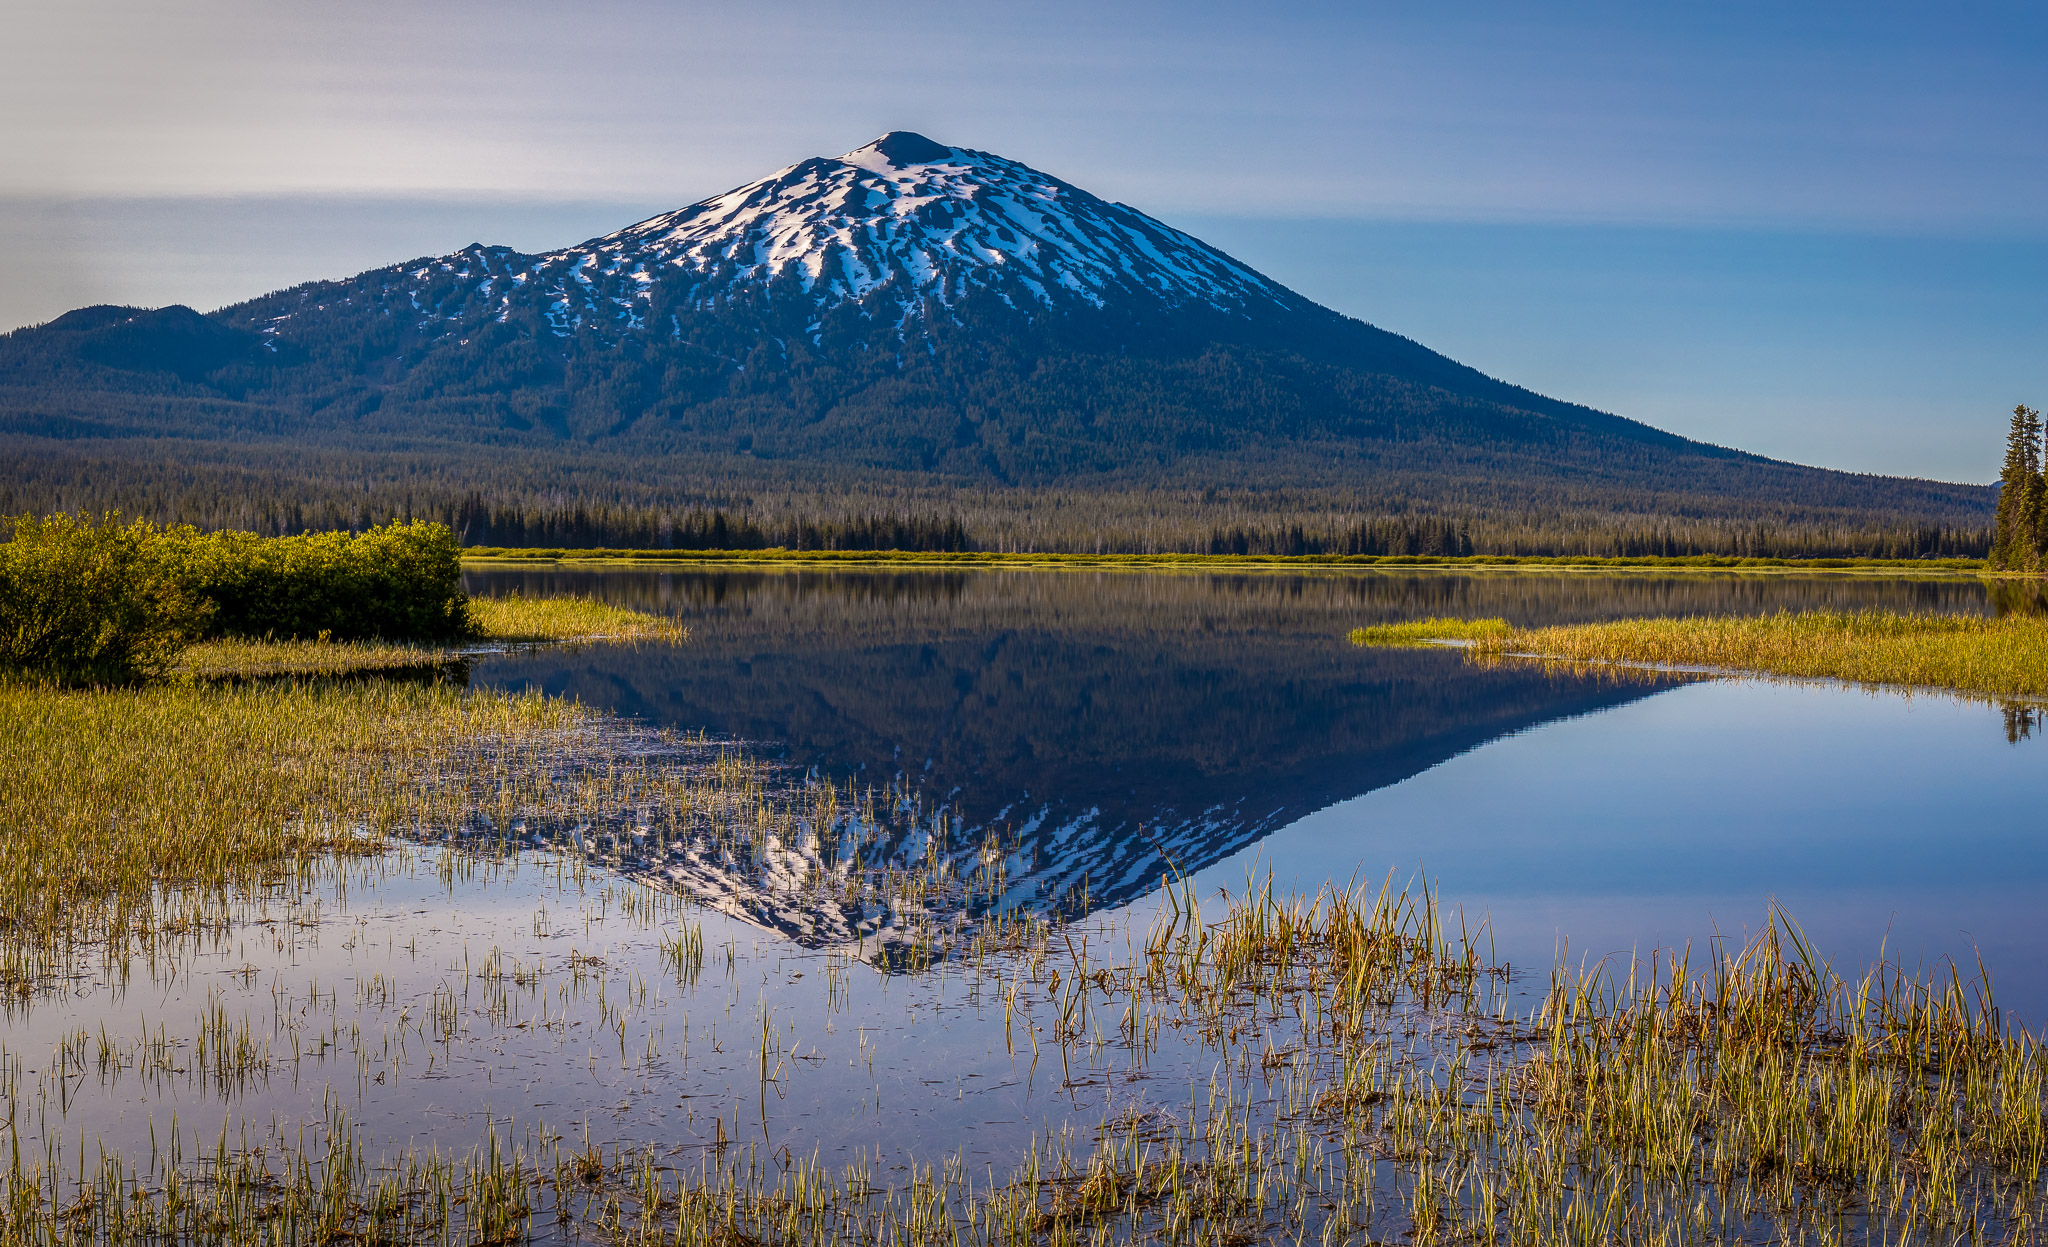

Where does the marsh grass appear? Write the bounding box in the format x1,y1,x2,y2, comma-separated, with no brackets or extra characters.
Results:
173,637,455,678
468,593,687,642
4,671,1011,1001
1348,616,1514,645
432,733,1048,964
0,679,578,987
0,1102,542,1245
579,883,2048,1247
4,847,2048,1244
1353,608,2048,700
16,595,2048,1242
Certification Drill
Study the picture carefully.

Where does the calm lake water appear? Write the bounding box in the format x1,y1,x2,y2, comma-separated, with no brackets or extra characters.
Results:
466,567,2046,1012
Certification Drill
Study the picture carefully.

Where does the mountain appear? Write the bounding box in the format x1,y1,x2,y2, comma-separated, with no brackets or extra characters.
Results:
0,132,1994,533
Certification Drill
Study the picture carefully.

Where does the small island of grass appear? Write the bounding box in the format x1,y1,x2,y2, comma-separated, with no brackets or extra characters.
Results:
1352,609,2048,700
469,591,687,643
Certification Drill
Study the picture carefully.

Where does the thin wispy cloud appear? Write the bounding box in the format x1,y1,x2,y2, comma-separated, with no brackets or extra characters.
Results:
7,1,2042,230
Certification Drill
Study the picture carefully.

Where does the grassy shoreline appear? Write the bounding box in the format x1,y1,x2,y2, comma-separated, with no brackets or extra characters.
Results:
174,637,462,678
1354,609,2048,699
462,546,1996,575
163,593,683,679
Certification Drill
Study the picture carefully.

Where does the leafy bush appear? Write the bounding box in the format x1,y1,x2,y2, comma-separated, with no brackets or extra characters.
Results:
154,520,476,642
0,514,208,685
0,516,476,684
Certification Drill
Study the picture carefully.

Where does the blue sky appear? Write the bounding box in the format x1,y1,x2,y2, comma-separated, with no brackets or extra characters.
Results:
2,0,2042,480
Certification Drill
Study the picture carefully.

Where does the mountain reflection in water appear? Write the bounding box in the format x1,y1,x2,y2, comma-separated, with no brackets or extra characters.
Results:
464,568,1990,935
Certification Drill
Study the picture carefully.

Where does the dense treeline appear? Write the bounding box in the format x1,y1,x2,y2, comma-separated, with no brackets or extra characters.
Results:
1205,516,1987,560
443,494,971,552
1,489,1988,562
0,419,1995,561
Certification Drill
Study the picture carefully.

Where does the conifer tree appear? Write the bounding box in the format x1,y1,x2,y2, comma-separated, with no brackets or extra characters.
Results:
2034,405,2048,567
1993,404,2043,570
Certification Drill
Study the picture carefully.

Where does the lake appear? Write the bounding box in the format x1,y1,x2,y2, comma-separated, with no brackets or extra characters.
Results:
467,566,2043,1013
7,564,2040,1240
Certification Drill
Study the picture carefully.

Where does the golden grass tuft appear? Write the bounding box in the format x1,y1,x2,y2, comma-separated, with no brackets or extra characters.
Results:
1347,616,1513,646
174,637,449,678
1354,608,2048,699
469,592,687,642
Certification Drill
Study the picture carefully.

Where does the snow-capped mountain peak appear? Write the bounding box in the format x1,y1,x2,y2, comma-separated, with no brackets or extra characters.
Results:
581,131,1299,321
262,134,1307,348
363,134,1306,345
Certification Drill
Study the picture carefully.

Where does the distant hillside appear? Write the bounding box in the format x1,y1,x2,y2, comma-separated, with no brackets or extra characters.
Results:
0,132,1995,548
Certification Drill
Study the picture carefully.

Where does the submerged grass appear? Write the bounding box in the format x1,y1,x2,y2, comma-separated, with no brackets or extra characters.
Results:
11,870,2029,1245
0,678,578,977
5,773,2048,1243
1353,608,2048,699
18,592,2048,1241
1,1103,543,1246
564,882,2048,1247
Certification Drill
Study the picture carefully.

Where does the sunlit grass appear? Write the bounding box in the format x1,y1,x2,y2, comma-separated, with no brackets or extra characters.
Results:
15,588,2048,1241
1347,616,1513,645
175,637,448,678
1353,608,2048,698
470,592,687,642
165,594,686,678
0,678,577,975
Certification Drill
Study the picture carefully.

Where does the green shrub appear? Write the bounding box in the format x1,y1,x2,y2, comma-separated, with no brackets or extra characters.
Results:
155,520,477,642
0,517,476,685
0,514,208,685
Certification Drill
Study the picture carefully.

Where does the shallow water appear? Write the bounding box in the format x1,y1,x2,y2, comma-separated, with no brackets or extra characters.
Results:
0,849,1166,1187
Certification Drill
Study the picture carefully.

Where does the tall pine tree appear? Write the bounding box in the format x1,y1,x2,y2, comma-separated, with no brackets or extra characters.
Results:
1993,404,2044,571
